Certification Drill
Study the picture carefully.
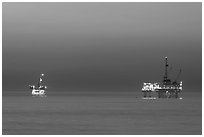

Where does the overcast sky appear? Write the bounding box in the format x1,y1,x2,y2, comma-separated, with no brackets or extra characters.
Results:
3,2,202,92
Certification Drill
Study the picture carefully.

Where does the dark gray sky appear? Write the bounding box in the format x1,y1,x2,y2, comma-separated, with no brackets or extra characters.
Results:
3,2,202,92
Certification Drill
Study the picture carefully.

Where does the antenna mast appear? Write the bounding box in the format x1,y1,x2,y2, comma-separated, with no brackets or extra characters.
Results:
38,74,44,87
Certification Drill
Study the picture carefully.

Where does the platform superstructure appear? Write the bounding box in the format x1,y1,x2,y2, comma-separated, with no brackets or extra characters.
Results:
141,57,182,99
29,74,47,97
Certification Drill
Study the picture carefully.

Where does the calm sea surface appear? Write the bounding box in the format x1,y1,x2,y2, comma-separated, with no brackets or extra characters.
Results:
2,91,202,135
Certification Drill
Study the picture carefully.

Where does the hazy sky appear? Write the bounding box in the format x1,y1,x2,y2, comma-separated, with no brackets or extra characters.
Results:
3,2,202,92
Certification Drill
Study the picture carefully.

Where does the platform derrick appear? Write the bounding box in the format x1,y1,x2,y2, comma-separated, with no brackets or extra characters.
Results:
141,57,182,99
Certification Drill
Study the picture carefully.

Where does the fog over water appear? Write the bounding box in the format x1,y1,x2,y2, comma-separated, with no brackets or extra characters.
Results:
2,3,202,135
3,3,201,92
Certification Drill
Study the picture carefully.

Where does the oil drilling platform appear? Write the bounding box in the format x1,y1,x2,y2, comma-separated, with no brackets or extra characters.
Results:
29,74,47,97
141,57,182,99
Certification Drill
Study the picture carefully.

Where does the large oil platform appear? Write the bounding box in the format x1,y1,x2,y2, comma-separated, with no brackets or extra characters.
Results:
29,74,47,97
141,57,182,99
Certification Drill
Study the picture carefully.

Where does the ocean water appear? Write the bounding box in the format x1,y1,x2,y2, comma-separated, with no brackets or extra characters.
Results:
2,91,202,135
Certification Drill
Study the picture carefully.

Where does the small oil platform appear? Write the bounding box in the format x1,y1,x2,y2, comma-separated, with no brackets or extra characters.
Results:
29,74,47,97
141,57,182,99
